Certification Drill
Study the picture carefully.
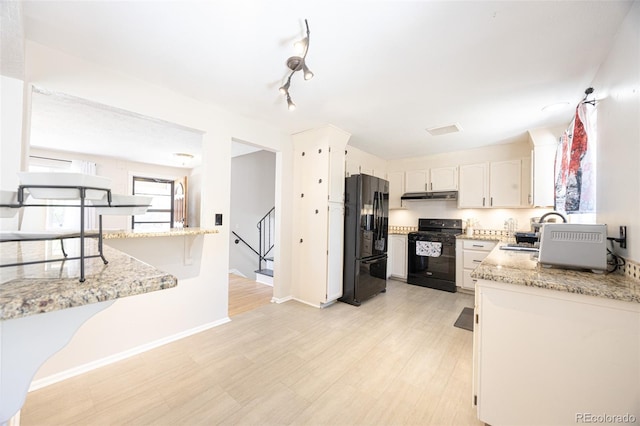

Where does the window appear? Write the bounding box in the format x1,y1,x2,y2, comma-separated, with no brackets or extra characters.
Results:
25,158,78,232
131,177,174,231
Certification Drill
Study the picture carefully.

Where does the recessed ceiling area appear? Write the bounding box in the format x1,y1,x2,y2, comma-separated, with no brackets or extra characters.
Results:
21,1,635,160
29,87,205,168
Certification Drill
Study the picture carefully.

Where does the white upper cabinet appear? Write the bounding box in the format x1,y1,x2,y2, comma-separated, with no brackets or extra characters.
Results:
430,166,458,191
459,160,522,208
532,144,557,207
527,129,559,208
489,160,521,207
405,166,458,193
458,163,489,208
405,170,428,192
521,155,533,207
345,160,359,178
388,171,405,209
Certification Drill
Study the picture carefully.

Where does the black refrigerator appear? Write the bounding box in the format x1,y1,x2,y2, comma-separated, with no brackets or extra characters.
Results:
340,174,389,306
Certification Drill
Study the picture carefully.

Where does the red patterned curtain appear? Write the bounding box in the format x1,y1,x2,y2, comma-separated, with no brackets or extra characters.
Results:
554,101,597,214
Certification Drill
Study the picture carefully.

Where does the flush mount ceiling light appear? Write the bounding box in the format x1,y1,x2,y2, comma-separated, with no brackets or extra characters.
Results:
279,19,313,111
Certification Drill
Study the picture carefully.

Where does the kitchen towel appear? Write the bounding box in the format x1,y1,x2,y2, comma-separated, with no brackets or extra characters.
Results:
416,241,442,257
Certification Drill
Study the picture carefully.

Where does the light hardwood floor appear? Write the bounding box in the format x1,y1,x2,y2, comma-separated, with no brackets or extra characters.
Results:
21,280,482,425
228,273,273,317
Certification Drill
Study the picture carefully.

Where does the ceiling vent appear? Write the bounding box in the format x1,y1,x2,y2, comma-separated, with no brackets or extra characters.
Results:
426,123,463,136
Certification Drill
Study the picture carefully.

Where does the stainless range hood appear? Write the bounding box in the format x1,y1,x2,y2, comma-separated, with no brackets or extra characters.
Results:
401,191,458,201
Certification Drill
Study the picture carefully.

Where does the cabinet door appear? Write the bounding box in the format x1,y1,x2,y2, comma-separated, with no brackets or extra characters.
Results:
295,146,330,305
521,156,532,207
458,163,488,208
430,166,458,191
405,170,428,192
328,145,345,203
489,160,521,207
326,202,344,302
345,161,359,178
388,171,405,209
389,234,407,279
533,144,557,207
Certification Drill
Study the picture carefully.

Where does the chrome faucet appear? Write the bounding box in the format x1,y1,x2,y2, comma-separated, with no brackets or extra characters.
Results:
539,211,568,223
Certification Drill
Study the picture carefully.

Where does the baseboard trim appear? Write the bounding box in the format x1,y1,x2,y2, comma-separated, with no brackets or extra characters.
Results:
228,269,247,278
271,295,293,304
292,298,322,308
28,317,231,391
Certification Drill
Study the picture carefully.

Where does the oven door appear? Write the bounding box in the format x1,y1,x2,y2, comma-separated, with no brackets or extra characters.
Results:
407,233,457,292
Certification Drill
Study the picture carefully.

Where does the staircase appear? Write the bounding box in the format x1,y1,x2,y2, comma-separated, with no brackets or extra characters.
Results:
232,207,275,286
255,257,274,286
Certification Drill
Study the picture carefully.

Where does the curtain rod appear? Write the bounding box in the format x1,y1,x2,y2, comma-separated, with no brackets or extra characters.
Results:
29,155,72,163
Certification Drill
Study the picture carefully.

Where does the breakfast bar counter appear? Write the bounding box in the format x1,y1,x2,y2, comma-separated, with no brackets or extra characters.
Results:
102,227,218,239
0,240,177,321
0,239,178,423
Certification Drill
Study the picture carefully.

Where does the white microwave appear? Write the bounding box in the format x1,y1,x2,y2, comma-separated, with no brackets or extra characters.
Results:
538,224,607,273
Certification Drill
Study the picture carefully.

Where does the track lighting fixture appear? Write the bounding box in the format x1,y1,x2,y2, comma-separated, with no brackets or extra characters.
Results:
279,19,313,110
286,94,296,111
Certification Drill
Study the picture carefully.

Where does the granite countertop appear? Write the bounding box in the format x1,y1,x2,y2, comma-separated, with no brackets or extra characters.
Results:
471,242,640,304
102,227,219,239
457,234,504,241
0,239,177,320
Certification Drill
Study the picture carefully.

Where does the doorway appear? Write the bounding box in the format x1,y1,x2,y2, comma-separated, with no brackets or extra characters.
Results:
228,140,276,316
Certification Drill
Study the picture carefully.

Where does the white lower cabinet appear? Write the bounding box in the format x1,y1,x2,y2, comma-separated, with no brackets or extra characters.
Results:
388,234,407,280
456,239,496,291
474,280,640,425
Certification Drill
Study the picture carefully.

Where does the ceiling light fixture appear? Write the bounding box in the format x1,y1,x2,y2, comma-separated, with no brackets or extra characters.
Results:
279,19,313,110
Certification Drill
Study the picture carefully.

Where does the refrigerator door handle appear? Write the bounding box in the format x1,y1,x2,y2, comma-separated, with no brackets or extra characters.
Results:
361,255,387,264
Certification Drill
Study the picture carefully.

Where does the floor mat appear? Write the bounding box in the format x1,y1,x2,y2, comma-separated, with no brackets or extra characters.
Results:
454,307,474,331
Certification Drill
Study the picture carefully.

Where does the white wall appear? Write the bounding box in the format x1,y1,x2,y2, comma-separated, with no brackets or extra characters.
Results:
388,140,531,172
591,1,640,262
229,150,276,278
19,41,293,382
0,76,24,231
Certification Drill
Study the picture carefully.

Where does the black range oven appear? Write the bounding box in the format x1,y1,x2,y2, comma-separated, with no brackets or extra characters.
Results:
407,218,462,293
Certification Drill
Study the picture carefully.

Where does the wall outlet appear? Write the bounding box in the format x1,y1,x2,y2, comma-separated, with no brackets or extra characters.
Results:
215,213,223,226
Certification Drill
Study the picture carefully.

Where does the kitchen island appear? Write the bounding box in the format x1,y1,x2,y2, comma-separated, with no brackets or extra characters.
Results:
0,239,177,424
471,243,639,425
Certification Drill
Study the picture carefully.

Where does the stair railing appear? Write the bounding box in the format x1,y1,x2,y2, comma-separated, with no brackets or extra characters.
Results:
257,207,275,271
232,206,275,273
